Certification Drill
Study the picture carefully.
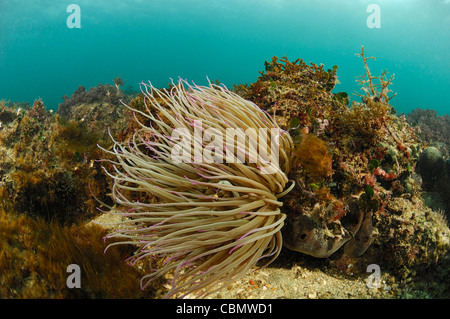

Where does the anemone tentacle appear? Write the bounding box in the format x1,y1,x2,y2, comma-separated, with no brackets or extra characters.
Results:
100,79,294,298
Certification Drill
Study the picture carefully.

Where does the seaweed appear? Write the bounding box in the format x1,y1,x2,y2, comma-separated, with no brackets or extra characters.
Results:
10,169,79,223
0,99,113,224
406,108,450,157
52,117,101,163
57,80,133,119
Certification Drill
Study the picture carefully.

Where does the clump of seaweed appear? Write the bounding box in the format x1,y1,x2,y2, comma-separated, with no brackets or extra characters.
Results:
1,91,166,298
0,206,155,298
99,80,294,298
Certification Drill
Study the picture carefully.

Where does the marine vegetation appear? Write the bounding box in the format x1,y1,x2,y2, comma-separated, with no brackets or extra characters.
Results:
0,48,448,299
58,80,133,119
0,78,136,225
98,79,295,298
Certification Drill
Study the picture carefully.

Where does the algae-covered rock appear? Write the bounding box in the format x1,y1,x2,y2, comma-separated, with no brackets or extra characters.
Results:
0,81,133,224
234,48,450,288
417,147,444,186
371,197,449,278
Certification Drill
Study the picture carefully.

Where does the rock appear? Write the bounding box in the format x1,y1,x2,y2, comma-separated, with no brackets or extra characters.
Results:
417,147,444,186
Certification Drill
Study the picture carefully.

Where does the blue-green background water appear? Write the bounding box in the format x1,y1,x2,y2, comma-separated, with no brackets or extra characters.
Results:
0,0,449,115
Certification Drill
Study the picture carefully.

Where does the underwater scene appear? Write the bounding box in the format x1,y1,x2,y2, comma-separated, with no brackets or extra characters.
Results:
0,0,449,301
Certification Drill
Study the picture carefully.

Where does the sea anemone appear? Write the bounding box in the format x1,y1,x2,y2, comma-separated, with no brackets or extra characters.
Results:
98,79,295,298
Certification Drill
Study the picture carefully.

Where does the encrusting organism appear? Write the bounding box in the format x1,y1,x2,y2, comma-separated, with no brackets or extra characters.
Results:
97,79,295,298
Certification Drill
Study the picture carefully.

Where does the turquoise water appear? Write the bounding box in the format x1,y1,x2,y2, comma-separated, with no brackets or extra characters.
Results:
0,0,449,115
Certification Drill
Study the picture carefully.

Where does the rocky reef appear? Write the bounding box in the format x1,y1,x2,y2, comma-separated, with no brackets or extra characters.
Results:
0,207,155,298
0,82,158,297
233,47,450,282
0,50,449,298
